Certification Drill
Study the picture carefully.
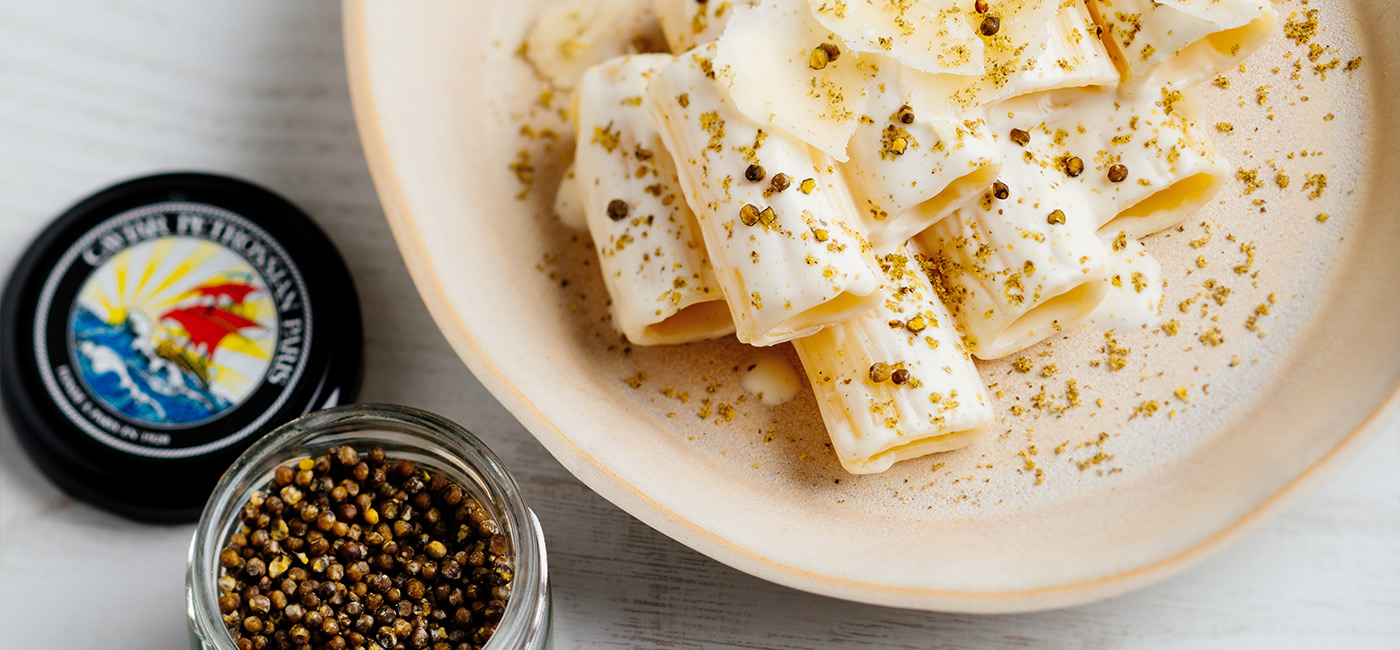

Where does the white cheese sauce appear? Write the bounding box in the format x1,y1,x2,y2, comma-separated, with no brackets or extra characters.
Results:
740,348,802,405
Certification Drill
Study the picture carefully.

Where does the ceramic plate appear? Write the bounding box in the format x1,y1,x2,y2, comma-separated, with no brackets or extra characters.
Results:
343,0,1400,612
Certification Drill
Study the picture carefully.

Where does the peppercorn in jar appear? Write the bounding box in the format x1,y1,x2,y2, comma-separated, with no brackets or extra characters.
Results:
188,405,552,650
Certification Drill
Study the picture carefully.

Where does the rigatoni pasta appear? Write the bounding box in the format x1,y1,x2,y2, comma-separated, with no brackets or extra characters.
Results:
1005,87,1230,238
793,249,992,474
1086,0,1279,90
522,0,1280,474
914,142,1110,360
574,55,734,345
842,65,1002,250
646,45,882,346
910,0,1118,114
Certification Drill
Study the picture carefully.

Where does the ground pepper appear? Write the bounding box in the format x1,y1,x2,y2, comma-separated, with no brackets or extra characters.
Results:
217,446,512,650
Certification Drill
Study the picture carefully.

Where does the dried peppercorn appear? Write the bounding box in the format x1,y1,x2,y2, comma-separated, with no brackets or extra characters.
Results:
1108,164,1129,183
975,0,990,13
1009,128,1030,146
809,42,841,69
606,199,629,221
217,446,512,649
1063,156,1085,177
770,173,792,192
992,180,1010,200
979,16,1000,37
869,362,892,383
895,104,915,125
890,368,911,385
1047,209,1067,225
744,164,766,182
739,204,761,226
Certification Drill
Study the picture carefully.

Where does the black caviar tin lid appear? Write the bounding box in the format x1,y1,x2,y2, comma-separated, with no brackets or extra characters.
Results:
1,173,363,523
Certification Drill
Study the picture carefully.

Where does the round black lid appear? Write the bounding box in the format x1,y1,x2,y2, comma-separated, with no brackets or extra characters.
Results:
1,173,363,523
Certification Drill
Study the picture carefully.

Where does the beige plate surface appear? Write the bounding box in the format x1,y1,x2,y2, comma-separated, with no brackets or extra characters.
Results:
344,0,1400,612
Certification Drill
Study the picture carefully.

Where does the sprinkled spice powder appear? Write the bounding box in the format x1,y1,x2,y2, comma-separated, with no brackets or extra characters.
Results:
216,446,512,650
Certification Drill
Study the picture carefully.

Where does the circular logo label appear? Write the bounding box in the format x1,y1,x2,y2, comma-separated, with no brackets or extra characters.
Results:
34,202,314,459
70,236,279,428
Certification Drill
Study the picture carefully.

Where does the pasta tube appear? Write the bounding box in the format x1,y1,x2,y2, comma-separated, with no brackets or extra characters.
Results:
575,55,734,345
1086,0,1278,90
914,142,1111,360
909,0,1117,114
1086,236,1164,330
654,0,756,53
646,45,883,347
526,0,667,89
1014,87,1229,238
793,249,993,474
842,64,1002,250
807,0,985,76
712,0,879,160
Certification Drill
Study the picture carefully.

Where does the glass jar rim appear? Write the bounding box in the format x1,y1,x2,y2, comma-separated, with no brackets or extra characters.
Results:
186,403,549,649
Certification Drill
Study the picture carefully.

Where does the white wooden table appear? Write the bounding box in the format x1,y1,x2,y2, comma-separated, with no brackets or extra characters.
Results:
0,2,1396,648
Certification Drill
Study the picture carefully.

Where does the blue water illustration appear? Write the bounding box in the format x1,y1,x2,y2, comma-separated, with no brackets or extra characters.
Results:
71,306,232,427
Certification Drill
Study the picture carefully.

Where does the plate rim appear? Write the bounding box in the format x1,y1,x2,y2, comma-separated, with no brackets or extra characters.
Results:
340,0,1400,612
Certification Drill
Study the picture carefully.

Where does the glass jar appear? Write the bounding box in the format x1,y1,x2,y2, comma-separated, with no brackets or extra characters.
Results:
186,404,552,649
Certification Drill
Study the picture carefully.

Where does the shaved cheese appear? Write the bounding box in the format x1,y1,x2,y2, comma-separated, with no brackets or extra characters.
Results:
793,248,992,474
526,0,668,89
713,0,879,160
807,0,984,76
654,0,757,52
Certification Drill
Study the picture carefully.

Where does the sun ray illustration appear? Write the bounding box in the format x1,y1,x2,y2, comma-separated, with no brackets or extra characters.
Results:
219,330,275,360
149,248,249,311
113,250,130,305
131,236,174,302
70,234,278,428
136,237,199,304
144,239,226,306
121,236,154,303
